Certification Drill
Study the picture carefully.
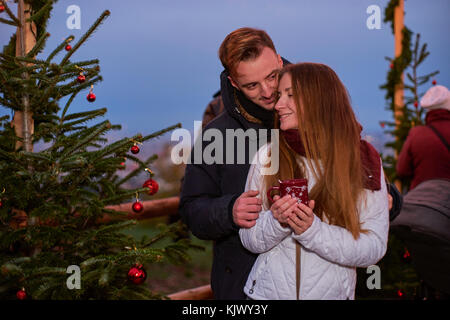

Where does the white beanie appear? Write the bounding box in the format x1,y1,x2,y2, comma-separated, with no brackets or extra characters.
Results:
420,85,450,111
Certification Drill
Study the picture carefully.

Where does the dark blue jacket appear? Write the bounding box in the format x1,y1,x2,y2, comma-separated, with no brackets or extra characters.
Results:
179,69,271,299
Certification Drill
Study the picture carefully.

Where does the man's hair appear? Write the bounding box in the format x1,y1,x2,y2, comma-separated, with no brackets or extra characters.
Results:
218,27,276,78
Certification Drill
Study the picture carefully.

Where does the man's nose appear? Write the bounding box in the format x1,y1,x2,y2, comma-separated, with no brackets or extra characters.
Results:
260,82,273,98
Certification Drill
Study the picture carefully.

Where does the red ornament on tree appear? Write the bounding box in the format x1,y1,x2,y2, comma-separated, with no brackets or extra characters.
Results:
77,73,86,83
132,200,143,213
128,264,147,284
0,5,5,13
87,92,96,102
432,79,437,85
402,248,411,263
65,44,72,51
16,288,27,300
0,199,3,209
390,63,394,69
397,289,404,298
414,101,419,108
379,121,385,129
143,179,159,196
130,144,140,154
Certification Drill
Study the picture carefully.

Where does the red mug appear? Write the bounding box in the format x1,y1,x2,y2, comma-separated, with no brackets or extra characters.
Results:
267,178,309,205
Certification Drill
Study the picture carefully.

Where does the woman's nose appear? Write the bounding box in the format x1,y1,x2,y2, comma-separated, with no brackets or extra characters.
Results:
274,99,283,111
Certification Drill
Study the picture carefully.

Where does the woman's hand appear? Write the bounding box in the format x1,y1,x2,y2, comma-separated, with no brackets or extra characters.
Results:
287,200,316,235
270,195,298,228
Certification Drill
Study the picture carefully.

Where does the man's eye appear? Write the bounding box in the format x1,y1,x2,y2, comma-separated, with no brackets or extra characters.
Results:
246,84,257,90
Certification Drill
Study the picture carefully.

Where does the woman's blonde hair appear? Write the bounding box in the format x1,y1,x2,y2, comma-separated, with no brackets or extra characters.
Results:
264,63,366,239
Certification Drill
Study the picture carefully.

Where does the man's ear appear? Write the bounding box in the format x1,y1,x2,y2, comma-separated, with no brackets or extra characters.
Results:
278,54,283,68
228,75,240,90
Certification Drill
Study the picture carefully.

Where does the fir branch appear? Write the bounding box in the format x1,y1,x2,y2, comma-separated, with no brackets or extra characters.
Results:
26,0,55,24
142,123,182,142
116,154,158,187
0,0,20,26
60,10,111,66
61,108,107,129
25,32,51,59
46,35,73,63
60,120,111,160
0,17,18,27
101,187,149,205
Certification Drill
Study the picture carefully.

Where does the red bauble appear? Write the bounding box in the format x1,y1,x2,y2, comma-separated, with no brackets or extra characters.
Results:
65,44,72,51
119,161,126,170
128,265,147,284
87,92,96,102
130,145,140,154
379,121,385,129
132,201,143,213
77,74,86,83
397,289,404,298
402,248,411,262
390,63,394,69
432,79,437,85
0,5,5,13
0,199,3,209
143,179,159,195
414,101,418,108
16,288,27,300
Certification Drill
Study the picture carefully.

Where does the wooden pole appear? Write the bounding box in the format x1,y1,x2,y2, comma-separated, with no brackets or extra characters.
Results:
394,0,404,192
100,196,180,224
13,0,36,152
167,284,213,300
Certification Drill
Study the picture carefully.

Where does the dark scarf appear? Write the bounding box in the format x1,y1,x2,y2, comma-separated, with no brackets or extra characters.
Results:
235,88,274,128
281,129,381,191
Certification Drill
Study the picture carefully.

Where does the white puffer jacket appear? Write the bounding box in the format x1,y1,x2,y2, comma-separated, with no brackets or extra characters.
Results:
239,144,389,300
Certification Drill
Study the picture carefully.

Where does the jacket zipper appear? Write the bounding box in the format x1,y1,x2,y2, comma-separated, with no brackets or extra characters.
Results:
296,243,301,300
249,280,256,295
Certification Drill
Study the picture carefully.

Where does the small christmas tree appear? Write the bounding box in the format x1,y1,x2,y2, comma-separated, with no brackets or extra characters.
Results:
357,0,440,300
0,1,198,299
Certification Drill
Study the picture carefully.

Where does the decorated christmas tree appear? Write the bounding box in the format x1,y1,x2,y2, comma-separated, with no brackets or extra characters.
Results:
356,0,440,300
0,0,198,300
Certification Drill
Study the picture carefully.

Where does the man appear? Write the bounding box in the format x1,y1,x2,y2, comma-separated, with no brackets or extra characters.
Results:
179,27,285,299
180,27,400,300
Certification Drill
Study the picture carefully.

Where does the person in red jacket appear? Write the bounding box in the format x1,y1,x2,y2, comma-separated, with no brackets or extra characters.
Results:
397,84,450,190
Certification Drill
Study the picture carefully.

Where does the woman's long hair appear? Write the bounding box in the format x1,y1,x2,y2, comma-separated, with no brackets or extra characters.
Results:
264,63,365,239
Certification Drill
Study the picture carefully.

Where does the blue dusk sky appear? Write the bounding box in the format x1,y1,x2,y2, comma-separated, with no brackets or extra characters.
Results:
1,0,449,143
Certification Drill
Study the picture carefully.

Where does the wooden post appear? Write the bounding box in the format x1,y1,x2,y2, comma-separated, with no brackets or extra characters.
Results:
394,0,404,192
13,0,36,152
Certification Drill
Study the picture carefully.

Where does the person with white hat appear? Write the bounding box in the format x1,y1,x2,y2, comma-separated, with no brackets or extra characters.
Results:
393,84,450,299
397,84,450,190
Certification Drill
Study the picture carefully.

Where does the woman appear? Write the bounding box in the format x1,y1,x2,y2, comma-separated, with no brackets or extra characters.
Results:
239,63,389,300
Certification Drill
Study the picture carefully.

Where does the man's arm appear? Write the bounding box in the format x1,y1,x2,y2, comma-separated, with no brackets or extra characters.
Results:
179,159,239,241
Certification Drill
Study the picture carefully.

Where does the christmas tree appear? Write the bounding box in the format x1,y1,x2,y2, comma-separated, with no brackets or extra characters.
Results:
356,0,440,300
0,1,198,300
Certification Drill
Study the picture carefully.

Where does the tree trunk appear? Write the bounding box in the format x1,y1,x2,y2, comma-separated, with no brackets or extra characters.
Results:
394,0,404,192
13,0,36,152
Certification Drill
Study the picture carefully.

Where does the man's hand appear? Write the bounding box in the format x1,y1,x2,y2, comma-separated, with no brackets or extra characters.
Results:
232,190,262,228
387,193,393,211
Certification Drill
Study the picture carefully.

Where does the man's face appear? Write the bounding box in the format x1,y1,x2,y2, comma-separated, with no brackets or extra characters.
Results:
228,46,283,110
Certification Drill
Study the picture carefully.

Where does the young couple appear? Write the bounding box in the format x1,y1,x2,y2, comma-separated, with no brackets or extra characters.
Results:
180,27,390,300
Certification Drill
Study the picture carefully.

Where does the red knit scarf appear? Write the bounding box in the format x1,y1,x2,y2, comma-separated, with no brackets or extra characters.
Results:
281,129,381,191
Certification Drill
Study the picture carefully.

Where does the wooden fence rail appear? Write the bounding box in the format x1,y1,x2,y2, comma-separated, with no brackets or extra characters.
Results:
105,196,214,300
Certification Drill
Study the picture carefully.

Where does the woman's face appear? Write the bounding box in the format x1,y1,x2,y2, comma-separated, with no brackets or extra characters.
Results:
275,73,299,131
